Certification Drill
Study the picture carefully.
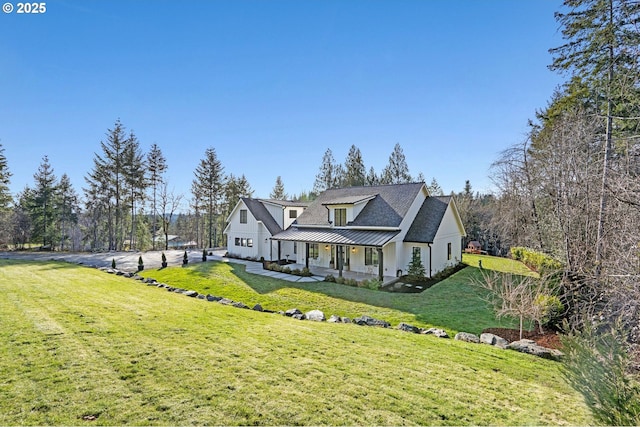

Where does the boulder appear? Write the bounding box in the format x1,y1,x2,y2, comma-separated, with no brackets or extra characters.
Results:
353,315,390,328
306,310,326,322
454,332,480,343
219,298,234,305
327,314,342,323
341,317,352,324
292,313,306,320
397,322,421,333
183,290,198,297
423,328,450,338
233,302,249,309
507,339,564,360
196,294,206,300
252,304,264,312
480,333,509,349
285,308,303,317
206,294,221,302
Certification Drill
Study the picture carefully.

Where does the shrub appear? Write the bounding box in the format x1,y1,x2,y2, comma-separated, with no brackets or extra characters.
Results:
407,250,426,280
336,276,345,285
282,266,291,274
345,278,358,287
324,274,336,282
161,252,167,263
510,246,563,275
111,258,116,269
535,294,564,328
301,267,312,277
183,251,188,265
292,268,301,276
202,249,208,262
366,279,382,290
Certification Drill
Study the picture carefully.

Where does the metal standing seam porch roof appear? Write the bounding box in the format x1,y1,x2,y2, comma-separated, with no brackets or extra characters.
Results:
271,227,400,247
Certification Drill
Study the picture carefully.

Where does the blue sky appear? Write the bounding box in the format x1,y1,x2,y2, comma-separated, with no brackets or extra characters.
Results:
1,0,564,206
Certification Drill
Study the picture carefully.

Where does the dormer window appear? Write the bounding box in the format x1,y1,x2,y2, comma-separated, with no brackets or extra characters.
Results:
334,208,347,226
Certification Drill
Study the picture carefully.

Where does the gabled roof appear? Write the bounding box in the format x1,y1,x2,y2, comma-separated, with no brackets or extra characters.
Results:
242,197,282,235
294,182,425,227
403,196,452,243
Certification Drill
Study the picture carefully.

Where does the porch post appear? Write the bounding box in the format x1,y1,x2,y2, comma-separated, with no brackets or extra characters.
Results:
377,248,383,281
277,241,281,262
305,242,309,269
337,245,343,278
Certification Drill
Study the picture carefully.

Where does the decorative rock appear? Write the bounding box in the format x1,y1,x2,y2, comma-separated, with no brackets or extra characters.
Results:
233,302,249,309
341,317,352,324
285,308,303,317
183,290,198,297
207,295,222,302
327,314,342,323
454,332,480,343
507,339,564,360
292,313,306,320
116,270,125,276
480,333,509,349
423,328,450,338
397,322,421,333
353,315,390,328
196,294,206,300
123,272,133,278
133,275,144,281
252,304,264,312
219,298,234,305
306,310,326,322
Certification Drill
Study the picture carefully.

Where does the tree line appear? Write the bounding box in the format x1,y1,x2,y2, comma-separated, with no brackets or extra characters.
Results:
0,127,453,252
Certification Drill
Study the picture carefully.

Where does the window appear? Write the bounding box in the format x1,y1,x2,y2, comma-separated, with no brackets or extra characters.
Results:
447,242,452,260
293,242,297,254
241,238,247,247
365,247,378,265
235,237,240,246
247,238,253,247
334,208,347,226
240,209,247,224
289,209,298,219
308,243,319,259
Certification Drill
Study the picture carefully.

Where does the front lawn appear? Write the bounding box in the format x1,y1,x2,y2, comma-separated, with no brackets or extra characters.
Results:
0,259,591,425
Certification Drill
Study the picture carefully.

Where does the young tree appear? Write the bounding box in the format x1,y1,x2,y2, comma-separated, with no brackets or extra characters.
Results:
147,143,167,249
342,145,366,187
381,143,412,184
270,176,287,200
158,182,183,251
192,147,224,248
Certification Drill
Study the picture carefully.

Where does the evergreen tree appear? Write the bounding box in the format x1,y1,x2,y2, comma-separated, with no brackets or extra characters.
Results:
366,166,379,186
0,144,12,210
223,174,253,220
57,174,79,251
30,155,58,248
427,177,444,196
313,148,339,193
147,143,167,249
381,143,412,184
342,145,366,187
270,176,287,200
0,144,13,247
123,132,146,250
192,147,224,248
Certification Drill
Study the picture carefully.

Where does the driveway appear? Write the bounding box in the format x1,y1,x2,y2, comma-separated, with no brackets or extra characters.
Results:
0,249,214,271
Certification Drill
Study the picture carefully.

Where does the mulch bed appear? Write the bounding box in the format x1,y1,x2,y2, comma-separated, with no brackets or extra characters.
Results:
482,327,563,350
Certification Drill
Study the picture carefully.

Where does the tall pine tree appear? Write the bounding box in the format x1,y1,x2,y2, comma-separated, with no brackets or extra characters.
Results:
342,145,366,187
147,143,167,249
381,143,412,184
192,147,224,248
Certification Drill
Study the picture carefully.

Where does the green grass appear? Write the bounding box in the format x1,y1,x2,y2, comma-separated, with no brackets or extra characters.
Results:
462,253,539,277
0,258,591,425
143,256,519,335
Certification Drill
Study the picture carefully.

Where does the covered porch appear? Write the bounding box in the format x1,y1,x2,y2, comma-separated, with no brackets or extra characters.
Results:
284,262,399,286
271,226,401,282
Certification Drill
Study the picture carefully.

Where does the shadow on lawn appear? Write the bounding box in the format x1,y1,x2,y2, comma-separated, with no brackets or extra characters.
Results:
0,258,83,271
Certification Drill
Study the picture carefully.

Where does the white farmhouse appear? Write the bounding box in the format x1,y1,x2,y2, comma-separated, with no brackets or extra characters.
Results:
224,182,466,281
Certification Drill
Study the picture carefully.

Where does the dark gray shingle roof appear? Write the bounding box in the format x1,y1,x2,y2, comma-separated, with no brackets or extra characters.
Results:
403,196,451,243
295,183,425,227
242,198,282,235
